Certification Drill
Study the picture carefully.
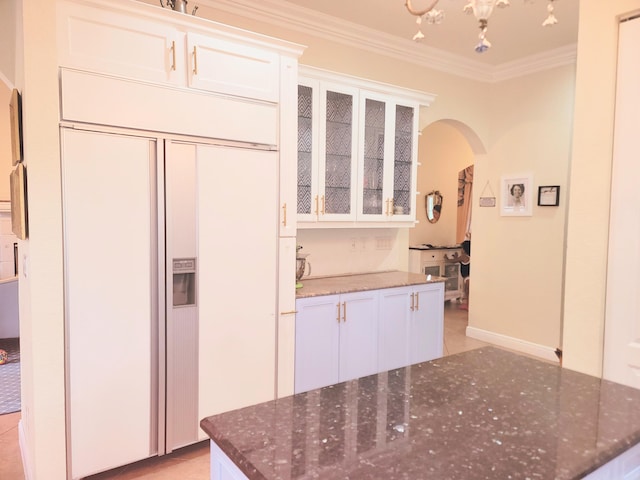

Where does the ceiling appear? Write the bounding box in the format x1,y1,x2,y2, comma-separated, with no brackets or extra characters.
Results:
277,0,579,67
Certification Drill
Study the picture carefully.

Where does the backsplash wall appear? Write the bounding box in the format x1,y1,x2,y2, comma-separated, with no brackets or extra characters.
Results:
296,228,410,278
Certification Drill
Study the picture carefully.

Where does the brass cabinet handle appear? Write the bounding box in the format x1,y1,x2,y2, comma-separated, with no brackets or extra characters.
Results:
280,310,297,315
385,199,390,216
342,302,346,322
193,45,198,75
282,203,287,227
170,41,176,71
315,195,319,216
415,292,420,311
410,292,415,311
321,195,326,215
336,303,341,323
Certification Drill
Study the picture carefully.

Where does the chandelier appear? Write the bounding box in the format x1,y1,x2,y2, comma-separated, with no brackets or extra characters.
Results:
405,0,558,53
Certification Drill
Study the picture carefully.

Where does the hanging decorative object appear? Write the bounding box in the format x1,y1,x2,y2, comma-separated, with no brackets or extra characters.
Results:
159,0,198,15
404,0,558,53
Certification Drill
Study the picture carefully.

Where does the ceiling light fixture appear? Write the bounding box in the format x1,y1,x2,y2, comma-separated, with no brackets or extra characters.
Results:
405,0,558,53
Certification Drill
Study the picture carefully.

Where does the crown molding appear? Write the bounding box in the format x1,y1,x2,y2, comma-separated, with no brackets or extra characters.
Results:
201,0,576,83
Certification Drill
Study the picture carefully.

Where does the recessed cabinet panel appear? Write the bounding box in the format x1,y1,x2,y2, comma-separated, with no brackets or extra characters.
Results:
187,33,280,102
58,0,184,86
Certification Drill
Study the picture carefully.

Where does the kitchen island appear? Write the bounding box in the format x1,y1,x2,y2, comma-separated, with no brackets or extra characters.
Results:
201,347,640,479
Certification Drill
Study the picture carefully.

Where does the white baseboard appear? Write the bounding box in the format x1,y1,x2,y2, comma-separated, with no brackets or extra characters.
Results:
18,419,33,480
466,326,560,364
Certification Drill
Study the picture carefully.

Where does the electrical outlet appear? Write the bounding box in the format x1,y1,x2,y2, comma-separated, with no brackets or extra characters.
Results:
350,238,357,252
376,237,392,250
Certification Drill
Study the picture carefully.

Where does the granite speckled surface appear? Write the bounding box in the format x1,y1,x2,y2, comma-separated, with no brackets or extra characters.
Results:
295,270,443,299
201,347,640,480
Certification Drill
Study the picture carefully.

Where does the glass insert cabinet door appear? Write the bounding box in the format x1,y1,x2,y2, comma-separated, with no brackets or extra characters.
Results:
358,93,416,221
296,78,418,224
297,80,359,222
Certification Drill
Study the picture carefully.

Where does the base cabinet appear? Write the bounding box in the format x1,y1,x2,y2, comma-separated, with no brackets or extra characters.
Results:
294,282,444,393
294,291,379,394
378,283,444,372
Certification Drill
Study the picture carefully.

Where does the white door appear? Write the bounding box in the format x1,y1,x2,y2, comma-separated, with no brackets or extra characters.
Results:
378,287,411,372
294,295,341,393
410,283,444,365
603,17,640,389
197,145,279,426
62,128,157,478
338,290,379,382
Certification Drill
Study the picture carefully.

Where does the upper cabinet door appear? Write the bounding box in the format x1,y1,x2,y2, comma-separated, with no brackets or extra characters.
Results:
186,32,280,102
319,83,360,222
390,102,419,222
297,79,320,222
57,0,184,86
296,80,359,223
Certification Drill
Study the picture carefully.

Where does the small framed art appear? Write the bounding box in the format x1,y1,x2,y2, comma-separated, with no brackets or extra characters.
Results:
538,185,560,206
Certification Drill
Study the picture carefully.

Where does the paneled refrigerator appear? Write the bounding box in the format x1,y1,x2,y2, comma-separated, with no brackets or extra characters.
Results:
62,128,279,478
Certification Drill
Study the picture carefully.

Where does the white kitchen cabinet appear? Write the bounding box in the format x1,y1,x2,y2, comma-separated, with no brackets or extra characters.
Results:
57,0,286,102
186,32,280,102
357,91,419,223
58,0,303,476
297,66,434,228
378,283,444,372
409,282,444,364
409,247,463,302
295,282,444,394
57,0,184,87
294,291,379,393
296,78,359,223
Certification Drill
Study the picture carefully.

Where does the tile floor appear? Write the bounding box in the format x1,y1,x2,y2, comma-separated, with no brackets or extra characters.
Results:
0,301,484,480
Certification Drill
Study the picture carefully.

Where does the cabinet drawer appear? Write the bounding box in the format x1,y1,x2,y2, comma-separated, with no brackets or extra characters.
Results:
187,33,280,102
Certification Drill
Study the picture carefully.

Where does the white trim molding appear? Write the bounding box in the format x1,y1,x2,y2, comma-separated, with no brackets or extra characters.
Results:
203,0,576,82
466,326,560,364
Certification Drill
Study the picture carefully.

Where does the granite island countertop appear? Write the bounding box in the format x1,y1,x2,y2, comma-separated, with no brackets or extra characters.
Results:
200,347,640,480
295,270,443,299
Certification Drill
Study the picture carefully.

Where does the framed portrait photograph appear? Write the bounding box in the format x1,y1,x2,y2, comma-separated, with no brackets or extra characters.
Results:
538,185,560,206
9,88,23,166
500,173,533,216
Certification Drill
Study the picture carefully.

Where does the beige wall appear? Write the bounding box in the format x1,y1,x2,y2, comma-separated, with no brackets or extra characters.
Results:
10,0,68,478
469,64,575,353
563,0,640,376
0,82,11,201
7,0,627,477
410,122,475,247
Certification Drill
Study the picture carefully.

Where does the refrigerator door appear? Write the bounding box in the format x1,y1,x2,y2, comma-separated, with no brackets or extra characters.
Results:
62,128,159,478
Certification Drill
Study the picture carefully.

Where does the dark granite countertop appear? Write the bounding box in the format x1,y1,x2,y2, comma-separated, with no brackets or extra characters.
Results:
295,270,443,299
409,244,462,250
200,347,640,480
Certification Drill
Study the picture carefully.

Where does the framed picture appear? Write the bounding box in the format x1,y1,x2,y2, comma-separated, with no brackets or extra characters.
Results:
500,173,533,216
10,163,28,240
538,185,560,206
9,88,23,166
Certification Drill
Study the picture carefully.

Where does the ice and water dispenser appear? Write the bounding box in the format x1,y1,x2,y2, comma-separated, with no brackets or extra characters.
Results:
172,258,196,306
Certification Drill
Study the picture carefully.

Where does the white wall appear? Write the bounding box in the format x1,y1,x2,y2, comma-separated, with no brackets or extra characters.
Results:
563,0,640,377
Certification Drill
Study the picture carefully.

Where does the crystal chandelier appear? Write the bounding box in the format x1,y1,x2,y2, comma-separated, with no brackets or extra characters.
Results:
405,0,558,53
